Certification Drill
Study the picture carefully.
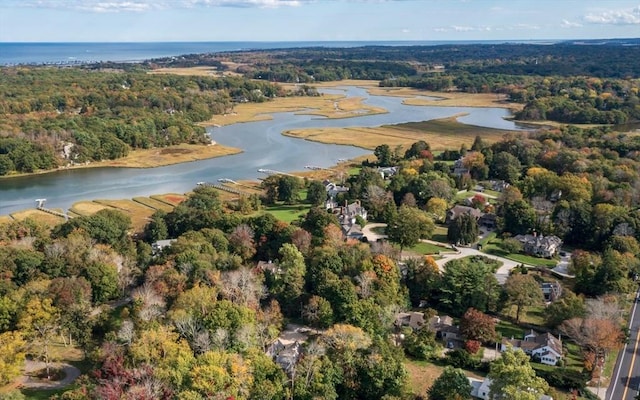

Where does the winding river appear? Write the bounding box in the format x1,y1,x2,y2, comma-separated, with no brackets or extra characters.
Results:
0,86,528,215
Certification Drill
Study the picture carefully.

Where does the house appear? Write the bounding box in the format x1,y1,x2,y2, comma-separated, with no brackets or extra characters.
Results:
501,330,563,366
491,180,510,192
266,339,302,375
469,377,553,400
395,311,426,330
541,281,562,302
342,223,364,240
257,260,281,275
445,205,484,224
333,200,368,225
377,166,399,179
514,233,563,258
323,180,349,199
151,239,176,255
428,315,461,342
478,213,497,230
453,158,469,176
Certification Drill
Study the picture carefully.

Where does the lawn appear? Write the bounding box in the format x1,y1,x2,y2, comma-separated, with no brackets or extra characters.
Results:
265,203,312,223
404,359,444,397
482,235,558,268
496,319,525,341
431,225,449,244
407,241,452,255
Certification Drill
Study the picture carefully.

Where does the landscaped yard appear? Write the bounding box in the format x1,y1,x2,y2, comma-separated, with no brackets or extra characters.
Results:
264,203,312,223
431,225,449,243
481,235,558,268
407,241,452,255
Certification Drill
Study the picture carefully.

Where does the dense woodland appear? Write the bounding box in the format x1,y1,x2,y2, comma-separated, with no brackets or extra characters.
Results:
2,42,640,399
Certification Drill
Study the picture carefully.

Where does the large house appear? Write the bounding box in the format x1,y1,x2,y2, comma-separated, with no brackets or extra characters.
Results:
514,234,563,258
501,330,563,366
469,377,553,400
395,311,426,330
428,315,461,343
445,205,484,224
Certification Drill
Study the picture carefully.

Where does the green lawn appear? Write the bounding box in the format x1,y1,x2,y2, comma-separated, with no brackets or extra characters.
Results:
431,225,449,243
496,319,525,340
407,241,452,255
265,203,312,223
481,236,558,268
348,166,362,176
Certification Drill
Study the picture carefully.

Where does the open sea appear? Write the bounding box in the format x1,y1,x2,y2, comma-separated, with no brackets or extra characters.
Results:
0,40,553,66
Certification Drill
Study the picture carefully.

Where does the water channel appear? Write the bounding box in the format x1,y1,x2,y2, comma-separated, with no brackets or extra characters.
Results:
0,86,528,215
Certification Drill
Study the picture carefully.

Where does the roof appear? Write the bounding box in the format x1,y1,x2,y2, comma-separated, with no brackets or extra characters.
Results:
448,205,484,220
503,331,563,356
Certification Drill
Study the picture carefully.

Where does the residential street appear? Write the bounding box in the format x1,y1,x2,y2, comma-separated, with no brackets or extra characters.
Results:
607,287,640,400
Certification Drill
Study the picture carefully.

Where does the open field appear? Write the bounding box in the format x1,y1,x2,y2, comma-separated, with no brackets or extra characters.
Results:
148,65,243,78
133,196,175,212
284,116,514,151
264,204,312,223
69,201,111,216
151,193,187,207
8,209,66,226
404,360,444,396
94,199,158,231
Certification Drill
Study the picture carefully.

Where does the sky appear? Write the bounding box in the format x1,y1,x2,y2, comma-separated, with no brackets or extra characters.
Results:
0,0,639,42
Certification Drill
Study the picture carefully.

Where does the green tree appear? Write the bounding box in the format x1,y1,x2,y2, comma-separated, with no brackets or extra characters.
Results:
545,289,586,328
440,257,500,315
503,274,544,323
501,199,536,235
273,244,307,316
500,238,523,254
387,206,435,252
278,175,304,204
427,366,472,400
488,348,549,400
447,212,479,245
375,144,393,166
403,327,439,360
490,151,522,183
307,180,327,206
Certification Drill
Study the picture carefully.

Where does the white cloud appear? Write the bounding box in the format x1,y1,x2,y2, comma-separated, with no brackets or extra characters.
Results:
584,6,640,25
6,0,304,12
560,19,582,28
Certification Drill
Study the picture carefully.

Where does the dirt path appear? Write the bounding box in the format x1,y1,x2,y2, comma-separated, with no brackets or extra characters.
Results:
17,360,81,390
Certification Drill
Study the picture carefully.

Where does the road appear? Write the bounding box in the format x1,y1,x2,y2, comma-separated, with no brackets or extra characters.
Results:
361,223,529,284
607,287,640,400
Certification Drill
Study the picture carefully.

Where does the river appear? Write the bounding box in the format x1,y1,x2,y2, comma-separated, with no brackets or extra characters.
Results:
0,86,527,215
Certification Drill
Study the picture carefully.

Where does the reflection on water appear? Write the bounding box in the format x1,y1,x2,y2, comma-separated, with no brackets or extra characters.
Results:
1,86,526,214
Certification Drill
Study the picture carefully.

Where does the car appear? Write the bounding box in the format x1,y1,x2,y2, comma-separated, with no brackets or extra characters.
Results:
447,341,455,349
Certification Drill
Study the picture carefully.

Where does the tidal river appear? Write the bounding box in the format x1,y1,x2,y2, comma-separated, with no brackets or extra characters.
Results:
0,86,527,215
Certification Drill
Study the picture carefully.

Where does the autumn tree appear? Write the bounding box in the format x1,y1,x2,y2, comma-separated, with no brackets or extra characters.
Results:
488,348,549,400
460,307,497,343
0,331,26,385
404,256,442,306
503,274,544,323
425,197,448,223
228,223,256,262
18,297,61,380
303,295,334,329
428,366,472,400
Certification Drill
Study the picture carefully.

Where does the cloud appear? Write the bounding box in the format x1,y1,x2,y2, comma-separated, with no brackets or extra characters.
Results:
434,25,492,33
584,6,640,25
5,0,304,12
560,19,582,28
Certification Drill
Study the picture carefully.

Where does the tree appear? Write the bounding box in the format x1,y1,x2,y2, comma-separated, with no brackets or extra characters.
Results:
375,144,393,166
18,297,60,380
307,180,327,206
500,199,536,235
428,366,472,400
545,289,586,328
503,274,544,323
425,197,448,223
490,151,522,183
405,256,442,306
0,331,26,385
403,327,439,360
500,238,523,254
439,257,500,315
278,175,304,204
460,307,497,343
447,212,479,245
303,295,334,328
228,224,256,262
386,205,435,252
273,243,307,316
488,348,549,400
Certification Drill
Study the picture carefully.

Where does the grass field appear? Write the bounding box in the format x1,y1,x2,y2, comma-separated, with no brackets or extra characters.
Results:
132,196,175,212
151,193,187,206
431,225,449,243
9,209,66,226
264,203,312,223
481,235,558,268
284,116,514,151
404,359,444,396
407,241,453,255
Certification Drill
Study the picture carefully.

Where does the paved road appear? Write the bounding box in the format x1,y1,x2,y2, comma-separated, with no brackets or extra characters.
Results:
18,360,81,390
361,223,529,284
607,287,640,400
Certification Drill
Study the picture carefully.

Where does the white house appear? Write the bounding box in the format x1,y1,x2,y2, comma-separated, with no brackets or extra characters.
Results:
469,377,553,400
501,330,563,366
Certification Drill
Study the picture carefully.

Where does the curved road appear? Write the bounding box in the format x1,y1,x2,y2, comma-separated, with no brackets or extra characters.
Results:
18,360,81,390
361,223,528,283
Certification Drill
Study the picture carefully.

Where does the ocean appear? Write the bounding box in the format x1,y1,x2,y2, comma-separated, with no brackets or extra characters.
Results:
0,40,549,66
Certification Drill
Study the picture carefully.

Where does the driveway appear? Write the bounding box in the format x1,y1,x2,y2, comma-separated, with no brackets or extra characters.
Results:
18,360,81,390
362,222,388,242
